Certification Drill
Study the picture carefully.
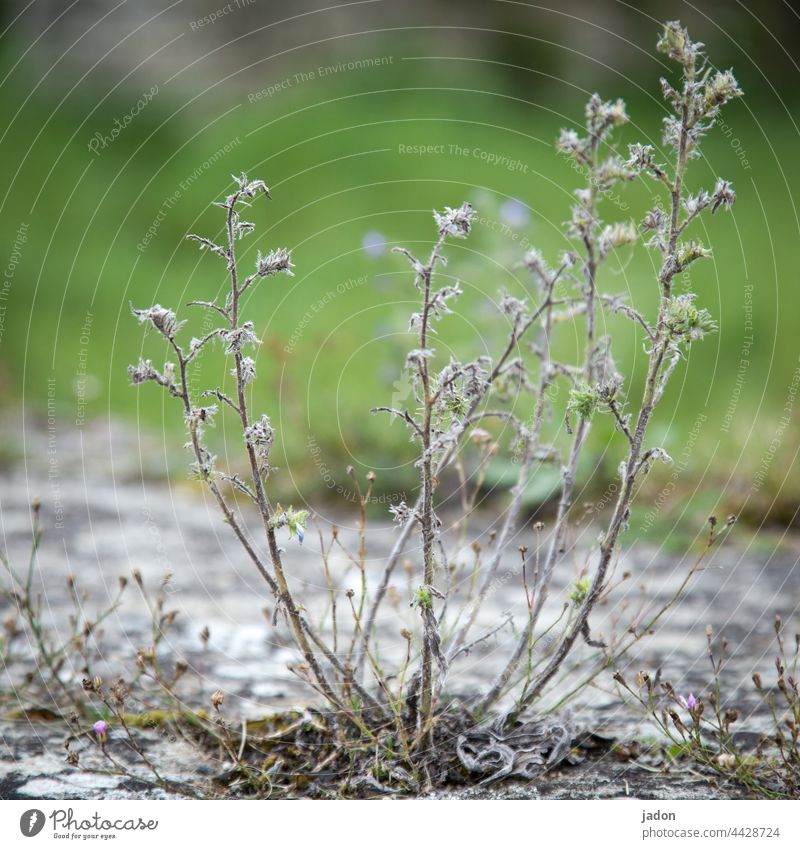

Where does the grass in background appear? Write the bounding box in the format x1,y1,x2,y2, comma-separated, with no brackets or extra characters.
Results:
1,50,798,533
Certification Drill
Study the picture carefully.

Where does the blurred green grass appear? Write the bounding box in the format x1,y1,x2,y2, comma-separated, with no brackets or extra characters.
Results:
1,52,798,530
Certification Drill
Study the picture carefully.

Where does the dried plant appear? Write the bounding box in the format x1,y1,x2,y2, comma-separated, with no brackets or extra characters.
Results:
0,499,127,717
122,21,745,790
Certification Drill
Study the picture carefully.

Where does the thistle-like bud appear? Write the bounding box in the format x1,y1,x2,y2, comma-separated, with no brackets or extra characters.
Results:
236,356,257,385
665,294,717,343
131,305,185,340
256,247,294,277
703,70,743,112
711,178,736,213
657,20,703,69
433,202,475,238
244,414,274,473
389,501,412,526
557,128,587,161
223,321,259,355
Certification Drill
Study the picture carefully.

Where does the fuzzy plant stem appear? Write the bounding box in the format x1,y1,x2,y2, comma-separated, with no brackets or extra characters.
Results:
478,130,607,714
221,192,340,710
444,265,563,666
487,83,695,716
357,287,557,675
416,232,447,747
479,282,596,712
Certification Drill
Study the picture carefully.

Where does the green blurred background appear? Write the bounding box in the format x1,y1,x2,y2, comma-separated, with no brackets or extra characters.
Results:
1,0,799,536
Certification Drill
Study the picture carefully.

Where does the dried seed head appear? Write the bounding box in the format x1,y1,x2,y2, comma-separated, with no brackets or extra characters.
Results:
256,247,294,278
389,501,412,526
717,752,736,769
433,202,476,238
132,304,185,340
211,690,225,709
223,321,259,355
237,356,257,385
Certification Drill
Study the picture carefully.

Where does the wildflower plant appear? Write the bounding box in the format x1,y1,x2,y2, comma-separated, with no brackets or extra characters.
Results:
616,616,800,798
126,23,744,788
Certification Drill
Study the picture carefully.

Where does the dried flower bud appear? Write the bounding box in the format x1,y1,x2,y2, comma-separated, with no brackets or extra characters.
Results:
389,501,412,526
236,356,257,385
711,179,736,213
256,247,294,278
211,690,225,709
433,202,475,238
132,304,185,339
703,70,743,111
223,321,259,355
657,20,702,69
557,128,586,161
627,143,655,171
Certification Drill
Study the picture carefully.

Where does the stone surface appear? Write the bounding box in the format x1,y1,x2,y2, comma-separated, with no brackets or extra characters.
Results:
1,416,798,798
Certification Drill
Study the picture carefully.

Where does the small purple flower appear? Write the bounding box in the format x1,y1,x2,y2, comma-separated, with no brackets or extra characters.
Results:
678,693,697,711
362,230,387,258
92,720,109,742
500,198,530,229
